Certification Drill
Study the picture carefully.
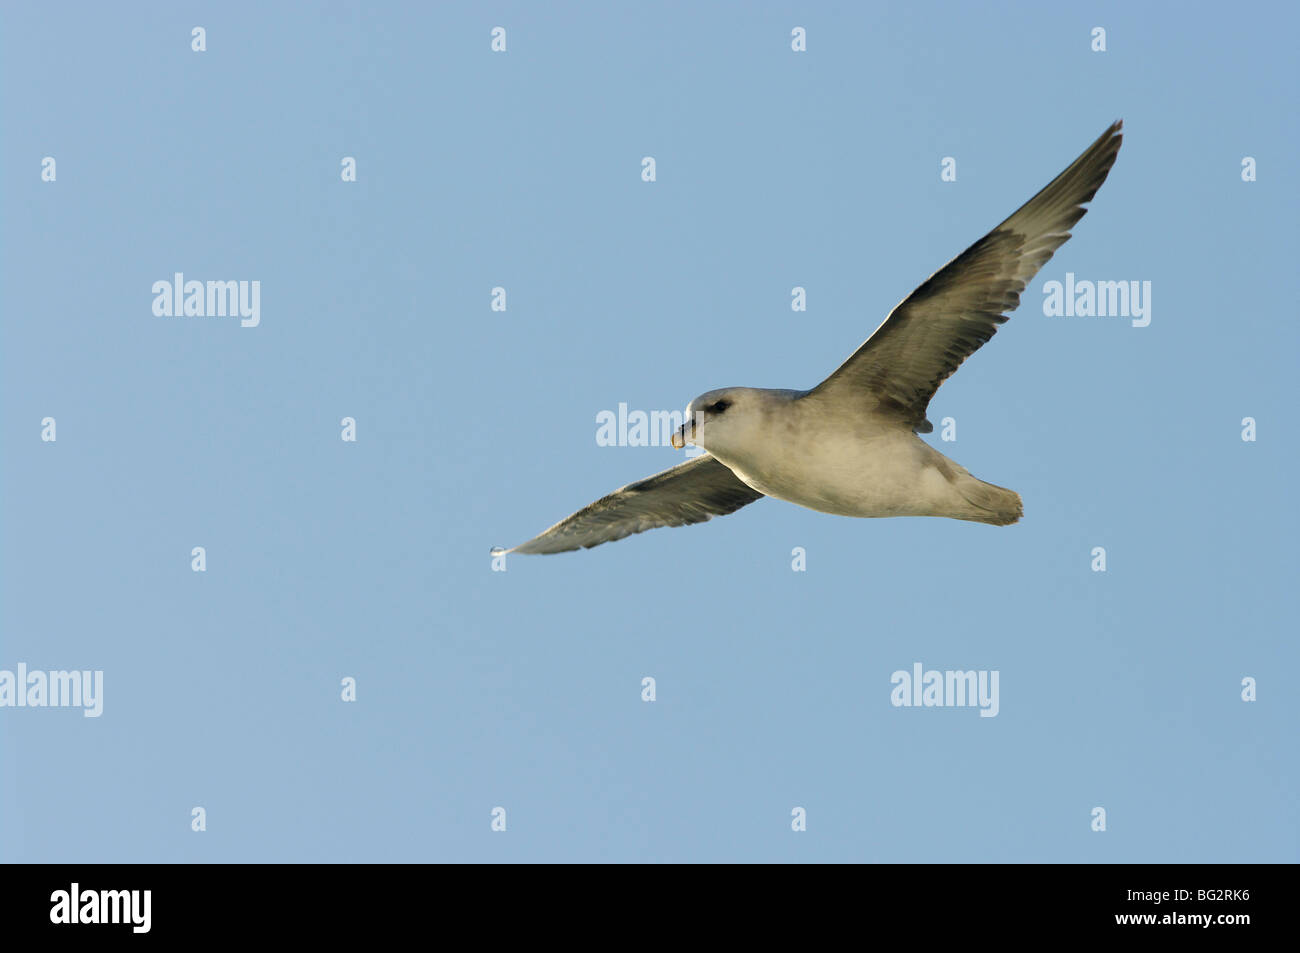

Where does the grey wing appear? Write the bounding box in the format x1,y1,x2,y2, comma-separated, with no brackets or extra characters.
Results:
494,454,764,555
806,120,1123,433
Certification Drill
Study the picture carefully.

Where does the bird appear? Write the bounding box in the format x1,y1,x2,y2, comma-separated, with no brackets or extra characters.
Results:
493,121,1123,556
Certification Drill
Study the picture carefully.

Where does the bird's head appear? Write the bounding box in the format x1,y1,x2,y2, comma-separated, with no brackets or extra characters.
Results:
672,387,778,457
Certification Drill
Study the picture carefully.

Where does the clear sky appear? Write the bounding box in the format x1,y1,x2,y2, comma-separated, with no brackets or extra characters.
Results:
2,2,1295,862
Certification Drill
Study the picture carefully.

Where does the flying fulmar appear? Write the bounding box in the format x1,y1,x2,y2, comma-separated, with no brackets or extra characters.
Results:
494,121,1123,555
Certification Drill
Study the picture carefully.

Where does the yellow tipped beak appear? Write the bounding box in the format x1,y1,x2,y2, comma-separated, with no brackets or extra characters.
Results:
672,419,696,449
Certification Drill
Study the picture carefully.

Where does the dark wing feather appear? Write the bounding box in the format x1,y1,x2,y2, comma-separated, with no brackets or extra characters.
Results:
497,454,763,555
806,120,1123,432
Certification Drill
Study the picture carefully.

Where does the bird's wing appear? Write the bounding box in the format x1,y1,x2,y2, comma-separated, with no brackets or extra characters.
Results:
805,120,1123,433
495,454,764,555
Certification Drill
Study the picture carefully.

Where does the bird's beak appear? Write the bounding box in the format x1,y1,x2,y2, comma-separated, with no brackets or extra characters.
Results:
671,419,693,449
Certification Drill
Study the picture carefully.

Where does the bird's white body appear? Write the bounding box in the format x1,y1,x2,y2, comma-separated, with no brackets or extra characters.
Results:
722,428,971,520
694,388,1021,525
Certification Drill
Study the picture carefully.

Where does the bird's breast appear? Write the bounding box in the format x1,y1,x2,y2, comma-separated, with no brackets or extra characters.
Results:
715,417,932,518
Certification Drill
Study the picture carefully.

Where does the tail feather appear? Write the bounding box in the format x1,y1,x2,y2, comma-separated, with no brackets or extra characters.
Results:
956,476,1023,525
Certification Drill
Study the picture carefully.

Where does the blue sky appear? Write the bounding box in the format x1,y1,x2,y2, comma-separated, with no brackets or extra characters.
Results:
2,2,1295,862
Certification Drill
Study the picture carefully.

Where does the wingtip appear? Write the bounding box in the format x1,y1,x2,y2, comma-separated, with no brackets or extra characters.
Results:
489,546,509,557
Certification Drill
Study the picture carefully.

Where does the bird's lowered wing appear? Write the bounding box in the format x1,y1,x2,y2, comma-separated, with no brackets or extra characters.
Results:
494,454,764,555
806,120,1123,433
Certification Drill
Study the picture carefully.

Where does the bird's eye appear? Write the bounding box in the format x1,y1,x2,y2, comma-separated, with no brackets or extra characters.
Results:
710,400,731,414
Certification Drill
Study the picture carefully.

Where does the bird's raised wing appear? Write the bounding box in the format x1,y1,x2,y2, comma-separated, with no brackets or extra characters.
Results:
494,454,764,555
806,120,1123,433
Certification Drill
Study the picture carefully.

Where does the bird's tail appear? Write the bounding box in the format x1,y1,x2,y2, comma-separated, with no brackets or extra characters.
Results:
955,475,1023,526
